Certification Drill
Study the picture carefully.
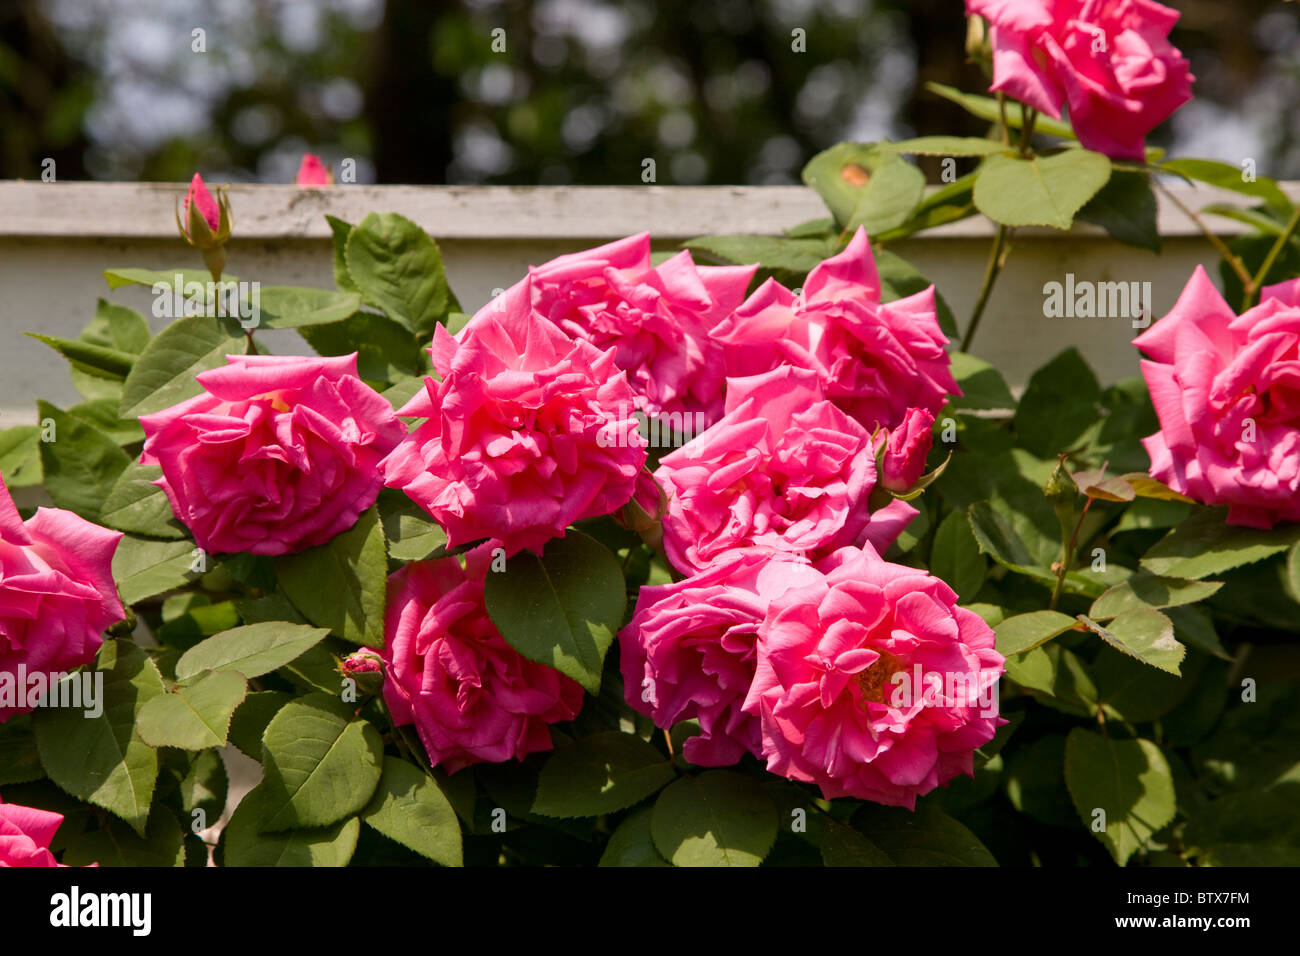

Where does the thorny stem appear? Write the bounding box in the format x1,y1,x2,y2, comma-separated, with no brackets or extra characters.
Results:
1242,201,1300,309
961,222,1010,352
1157,180,1253,288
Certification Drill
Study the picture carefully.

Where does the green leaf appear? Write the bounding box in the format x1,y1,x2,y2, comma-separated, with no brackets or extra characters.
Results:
257,286,362,328
994,610,1077,656
66,398,145,446
80,299,151,355
1095,645,1203,724
1080,608,1185,675
483,530,626,694
1013,348,1102,457
947,351,1016,411
378,489,448,561
174,622,330,682
35,400,130,521
974,150,1112,230
1064,729,1176,865
0,426,42,488
1141,507,1300,579
298,311,429,386
277,506,387,648
1158,159,1291,214
25,332,135,379
32,641,165,836
259,693,384,832
967,500,1105,597
1003,735,1076,827
112,535,201,606
650,770,777,867
801,142,925,235
227,690,292,758
0,717,44,785
1004,642,1099,716
1185,790,1300,866
820,820,894,866
118,315,244,419
878,136,1009,157
851,802,998,866
599,807,671,867
682,233,839,280
1090,574,1223,620
104,267,233,292
532,732,677,818
136,670,248,750
925,82,1078,141
1077,170,1161,252
1199,202,1291,236
360,756,463,867
180,749,228,821
345,212,453,336
222,784,359,867
100,461,188,539
930,510,986,602
61,807,186,867
325,215,359,293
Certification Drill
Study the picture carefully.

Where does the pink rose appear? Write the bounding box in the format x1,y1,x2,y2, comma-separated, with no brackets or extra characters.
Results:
880,407,936,492
382,279,647,557
140,354,404,556
967,0,1194,161
743,546,1005,808
0,799,75,866
295,153,333,186
527,234,756,426
655,365,917,575
712,227,959,432
372,546,584,774
1133,266,1300,528
619,550,823,766
184,173,220,233
0,476,123,724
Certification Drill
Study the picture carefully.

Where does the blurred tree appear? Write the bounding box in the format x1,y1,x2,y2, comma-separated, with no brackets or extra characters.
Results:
0,0,1297,186
0,0,91,180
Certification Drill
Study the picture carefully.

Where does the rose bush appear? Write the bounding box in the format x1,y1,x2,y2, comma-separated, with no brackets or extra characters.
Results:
2,0,1298,870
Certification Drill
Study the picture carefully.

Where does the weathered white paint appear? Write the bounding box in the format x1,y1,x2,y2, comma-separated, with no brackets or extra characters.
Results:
0,181,1293,426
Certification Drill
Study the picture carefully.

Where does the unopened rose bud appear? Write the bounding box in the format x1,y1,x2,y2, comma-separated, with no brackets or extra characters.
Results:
175,172,234,280
881,408,935,492
615,469,668,533
295,153,333,187
341,650,385,696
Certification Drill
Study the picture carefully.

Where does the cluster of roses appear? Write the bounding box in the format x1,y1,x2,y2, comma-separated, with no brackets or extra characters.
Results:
132,226,1006,807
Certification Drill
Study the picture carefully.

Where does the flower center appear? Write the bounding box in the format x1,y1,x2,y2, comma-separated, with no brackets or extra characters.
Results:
856,650,902,705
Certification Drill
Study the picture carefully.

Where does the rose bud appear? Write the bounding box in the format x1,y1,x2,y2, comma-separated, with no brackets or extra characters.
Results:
880,407,935,493
295,154,333,187
341,651,385,697
175,172,233,280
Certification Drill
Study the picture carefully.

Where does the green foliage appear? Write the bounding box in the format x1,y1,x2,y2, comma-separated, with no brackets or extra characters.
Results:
484,531,626,694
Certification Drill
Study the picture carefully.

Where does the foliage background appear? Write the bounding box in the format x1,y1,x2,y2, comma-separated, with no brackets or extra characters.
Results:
3,0,1300,186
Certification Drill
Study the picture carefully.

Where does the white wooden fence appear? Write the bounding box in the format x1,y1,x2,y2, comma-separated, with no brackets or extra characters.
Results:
2,180,1295,427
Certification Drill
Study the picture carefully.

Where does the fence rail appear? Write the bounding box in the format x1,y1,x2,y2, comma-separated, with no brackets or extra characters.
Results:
1,181,1295,426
